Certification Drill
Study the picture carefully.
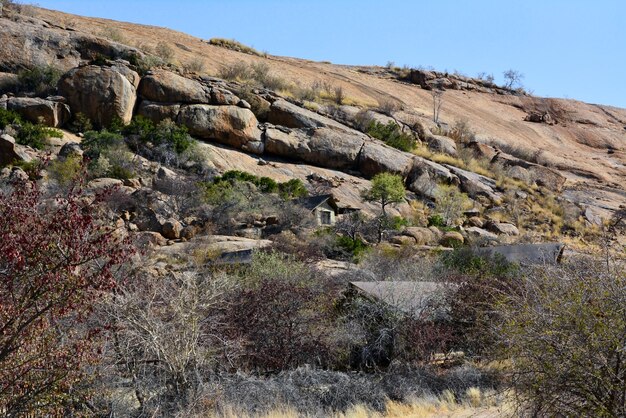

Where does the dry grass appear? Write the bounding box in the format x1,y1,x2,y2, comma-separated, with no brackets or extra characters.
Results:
412,146,493,178
212,388,507,418
209,38,264,56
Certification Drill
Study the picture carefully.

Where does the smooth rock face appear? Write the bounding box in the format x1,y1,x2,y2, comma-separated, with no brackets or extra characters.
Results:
486,221,520,236
402,227,437,245
440,231,464,247
0,133,31,166
58,65,140,128
7,97,70,127
268,99,349,131
137,100,181,122
358,141,414,178
465,226,498,240
492,151,566,192
427,134,458,157
444,164,500,201
177,104,262,152
0,14,141,72
138,70,211,104
265,126,363,170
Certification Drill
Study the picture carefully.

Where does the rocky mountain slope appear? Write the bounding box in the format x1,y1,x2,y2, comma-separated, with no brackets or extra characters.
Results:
1,4,625,243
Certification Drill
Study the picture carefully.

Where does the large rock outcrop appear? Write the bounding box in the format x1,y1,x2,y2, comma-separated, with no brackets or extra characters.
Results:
264,126,364,170
6,97,70,127
58,64,140,128
445,164,501,201
406,157,458,199
177,104,263,153
358,141,414,178
268,99,349,131
0,13,142,73
138,69,212,104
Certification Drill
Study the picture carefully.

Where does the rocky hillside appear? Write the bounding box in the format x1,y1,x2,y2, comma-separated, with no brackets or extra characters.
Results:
1,3,625,246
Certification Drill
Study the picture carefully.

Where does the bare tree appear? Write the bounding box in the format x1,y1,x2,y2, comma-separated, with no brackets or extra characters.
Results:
431,89,444,124
503,69,524,90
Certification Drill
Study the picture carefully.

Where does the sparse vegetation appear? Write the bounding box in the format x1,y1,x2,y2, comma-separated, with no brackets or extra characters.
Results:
0,108,63,149
209,38,263,56
17,65,62,96
431,89,444,124
434,184,471,226
503,69,524,90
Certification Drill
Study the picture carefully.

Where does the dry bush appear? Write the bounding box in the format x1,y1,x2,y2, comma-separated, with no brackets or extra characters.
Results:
155,41,174,62
208,38,263,56
209,364,499,417
377,100,401,116
97,269,235,416
99,27,126,43
496,256,626,417
447,119,475,144
183,58,206,73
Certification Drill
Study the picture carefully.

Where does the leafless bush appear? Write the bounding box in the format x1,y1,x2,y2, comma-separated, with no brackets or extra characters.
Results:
432,89,444,124
333,86,345,105
155,42,174,62
377,99,401,116
495,256,626,417
183,58,206,73
218,61,250,80
98,270,236,416
210,363,497,416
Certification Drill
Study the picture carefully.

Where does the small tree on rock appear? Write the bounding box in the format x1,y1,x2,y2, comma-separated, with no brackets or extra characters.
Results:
361,173,406,242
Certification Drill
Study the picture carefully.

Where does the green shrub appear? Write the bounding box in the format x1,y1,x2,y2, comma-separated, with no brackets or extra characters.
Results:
336,235,369,259
389,215,410,230
440,247,516,277
212,170,310,198
48,155,83,186
82,130,136,179
427,214,446,228
279,178,308,199
0,108,22,128
0,108,62,149
366,121,416,152
434,184,471,227
17,124,63,149
69,112,93,134
17,65,61,96
82,130,124,158
124,116,193,154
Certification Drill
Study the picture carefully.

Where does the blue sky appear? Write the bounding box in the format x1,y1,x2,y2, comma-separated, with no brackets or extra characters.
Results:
34,0,626,108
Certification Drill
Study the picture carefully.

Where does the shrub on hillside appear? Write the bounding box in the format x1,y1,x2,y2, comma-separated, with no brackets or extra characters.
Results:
209,38,263,56
433,184,470,227
17,65,61,96
367,120,416,152
496,257,626,417
82,130,137,179
437,248,520,357
0,108,62,149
